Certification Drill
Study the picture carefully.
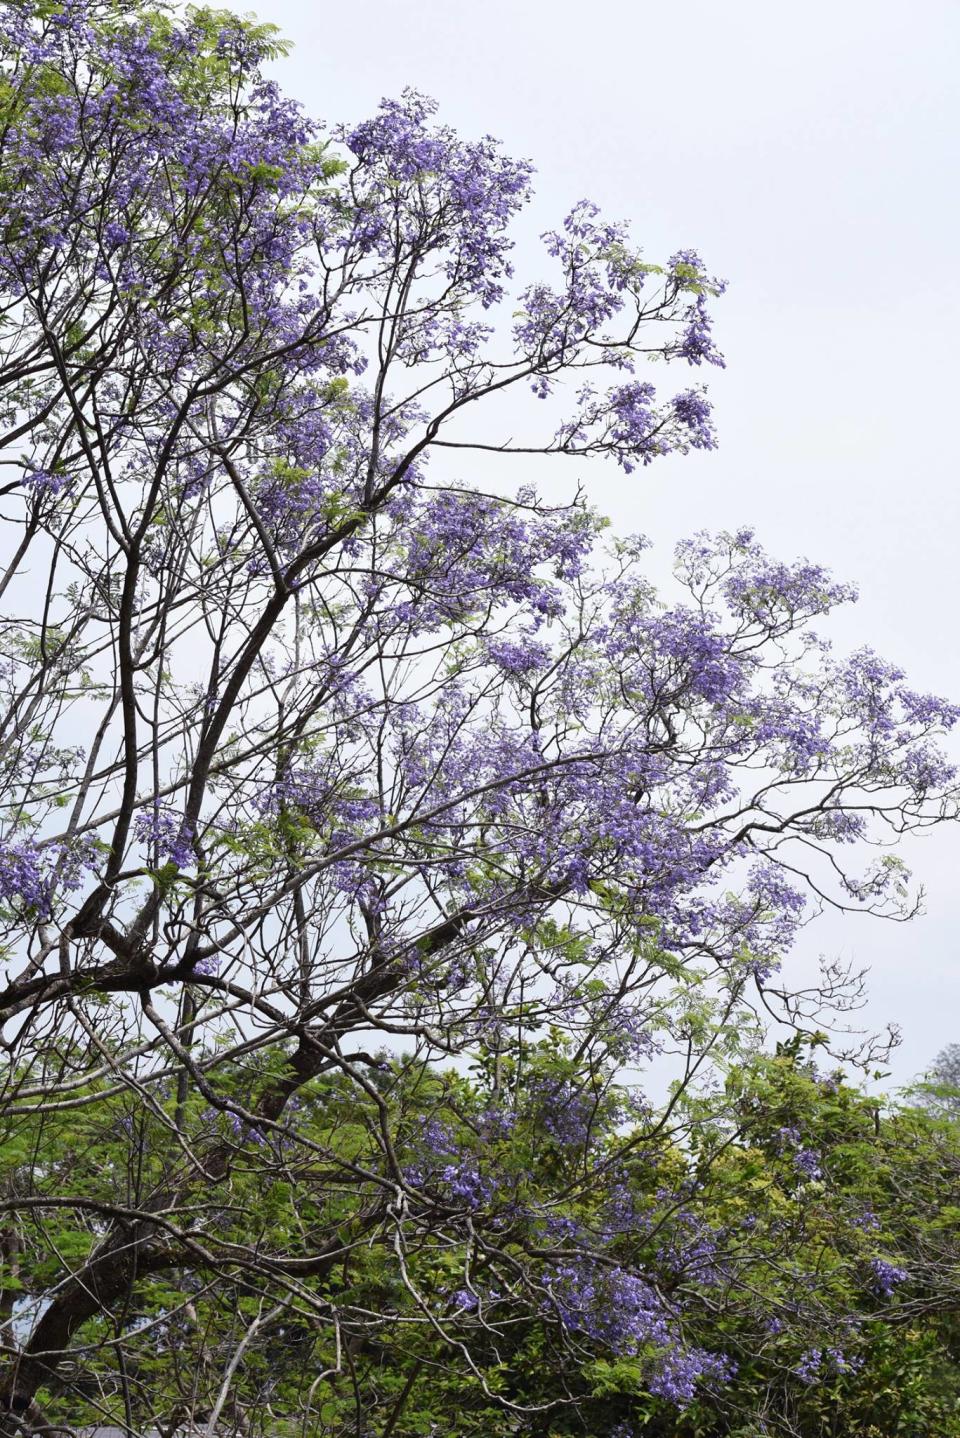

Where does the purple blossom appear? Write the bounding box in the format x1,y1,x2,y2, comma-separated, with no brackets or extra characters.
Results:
668,250,727,368
0,839,48,912
0,835,98,916
403,1118,494,1209
337,89,533,310
133,805,195,869
102,220,130,248
869,1257,909,1298
795,1348,824,1383
544,1260,733,1406
672,388,717,449
228,1112,266,1145
22,467,73,496
795,1346,862,1382
793,1148,822,1181
676,294,724,367
486,635,552,677
190,954,221,977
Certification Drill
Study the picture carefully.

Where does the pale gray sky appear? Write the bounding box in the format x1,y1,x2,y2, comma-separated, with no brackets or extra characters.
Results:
256,0,960,1085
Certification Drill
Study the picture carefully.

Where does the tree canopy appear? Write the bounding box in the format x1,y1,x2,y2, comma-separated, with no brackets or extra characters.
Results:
0,3,958,1435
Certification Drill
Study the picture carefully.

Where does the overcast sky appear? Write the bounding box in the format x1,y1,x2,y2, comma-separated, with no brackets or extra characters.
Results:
254,0,960,1086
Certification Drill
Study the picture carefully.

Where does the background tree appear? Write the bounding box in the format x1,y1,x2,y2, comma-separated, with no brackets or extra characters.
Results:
919,1043,960,1120
0,2,957,1433
3,1038,960,1437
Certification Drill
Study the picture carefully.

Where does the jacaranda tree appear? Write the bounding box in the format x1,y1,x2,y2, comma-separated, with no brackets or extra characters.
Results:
0,3,957,1433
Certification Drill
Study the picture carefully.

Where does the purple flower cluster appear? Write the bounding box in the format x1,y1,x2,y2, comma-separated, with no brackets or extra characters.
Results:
0,835,98,916
554,380,717,472
545,1260,734,1405
528,1075,608,1147
793,1148,823,1181
0,838,48,912
869,1257,909,1298
133,806,195,869
336,89,533,312
403,1117,495,1210
794,1345,863,1382
190,955,221,978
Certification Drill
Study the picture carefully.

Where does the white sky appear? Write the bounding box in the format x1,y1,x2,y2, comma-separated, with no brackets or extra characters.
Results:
254,0,960,1087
